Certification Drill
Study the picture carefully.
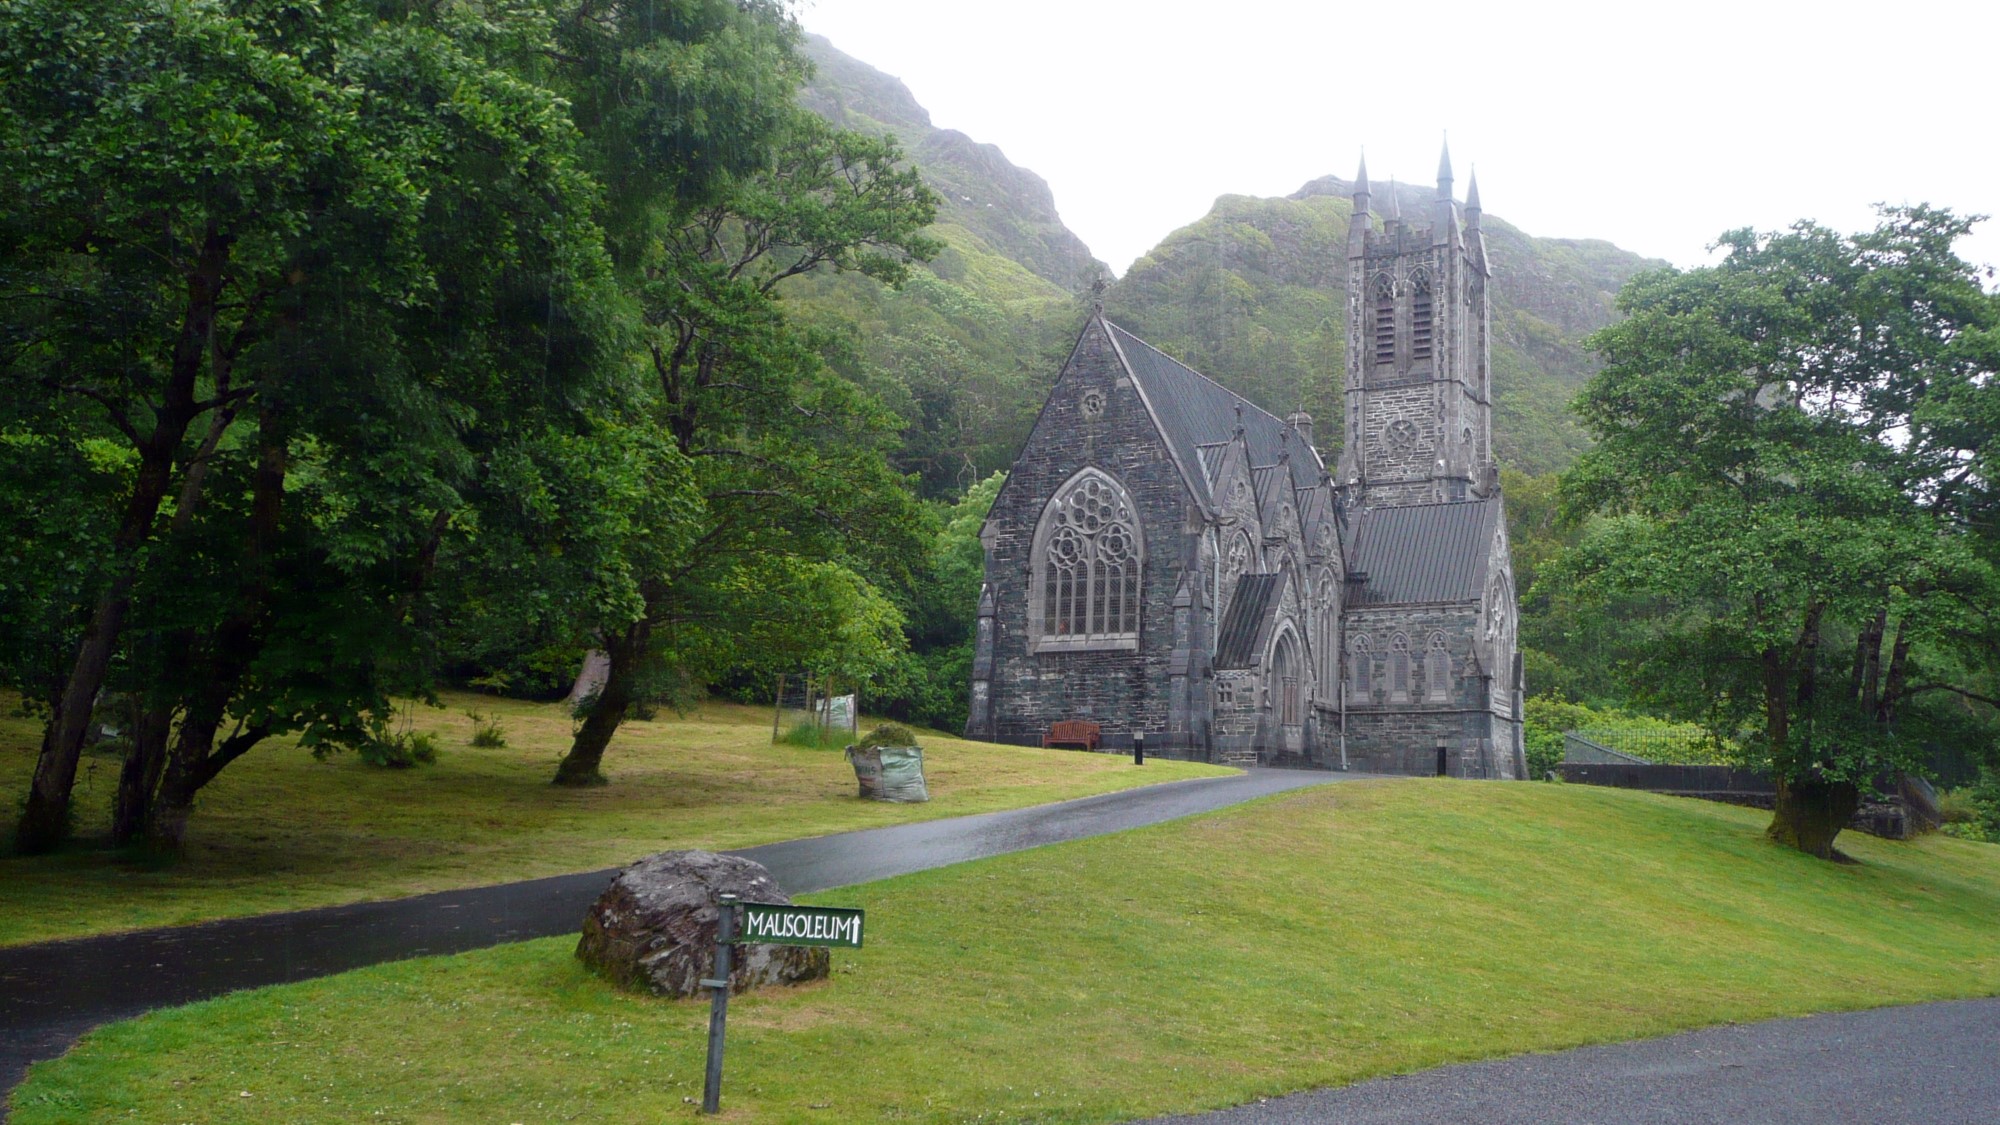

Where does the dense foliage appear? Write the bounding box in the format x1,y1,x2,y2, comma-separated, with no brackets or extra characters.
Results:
1554,207,2000,856
0,0,943,843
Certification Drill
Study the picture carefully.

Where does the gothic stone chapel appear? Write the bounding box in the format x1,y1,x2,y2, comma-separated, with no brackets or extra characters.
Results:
965,147,1526,777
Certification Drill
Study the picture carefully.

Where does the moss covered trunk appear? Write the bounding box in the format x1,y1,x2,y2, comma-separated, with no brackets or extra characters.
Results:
1766,775,1860,860
554,621,650,787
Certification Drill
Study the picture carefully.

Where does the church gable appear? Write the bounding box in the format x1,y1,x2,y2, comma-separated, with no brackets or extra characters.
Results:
971,155,1518,777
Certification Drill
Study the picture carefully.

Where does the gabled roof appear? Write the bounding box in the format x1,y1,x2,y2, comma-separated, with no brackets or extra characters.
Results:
1345,498,1500,606
1215,572,1283,669
1105,323,1322,507
1251,464,1286,518
1195,441,1231,486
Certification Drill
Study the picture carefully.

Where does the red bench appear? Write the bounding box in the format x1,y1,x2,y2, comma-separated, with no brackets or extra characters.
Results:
1042,720,1102,750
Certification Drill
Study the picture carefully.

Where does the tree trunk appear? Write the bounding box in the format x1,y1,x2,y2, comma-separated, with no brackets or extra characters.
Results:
554,621,650,787
145,413,285,851
15,233,229,853
147,720,269,851
111,703,173,847
18,586,130,850
1766,774,1861,860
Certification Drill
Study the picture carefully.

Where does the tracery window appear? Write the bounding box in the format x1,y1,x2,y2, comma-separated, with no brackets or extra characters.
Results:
1348,635,1372,701
1034,469,1144,649
1410,269,1434,361
1389,633,1412,702
1425,633,1451,703
1372,273,1395,365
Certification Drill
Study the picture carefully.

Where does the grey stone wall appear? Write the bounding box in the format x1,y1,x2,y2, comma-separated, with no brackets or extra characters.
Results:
977,320,1196,751
1328,603,1519,778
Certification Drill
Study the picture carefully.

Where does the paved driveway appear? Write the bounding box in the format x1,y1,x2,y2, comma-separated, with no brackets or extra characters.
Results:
1145,997,2000,1124
0,767,1348,1109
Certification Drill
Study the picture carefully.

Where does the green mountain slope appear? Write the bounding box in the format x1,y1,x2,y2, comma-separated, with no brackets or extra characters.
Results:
790,37,1664,489
798,35,1106,301
786,37,1100,499
1109,177,1669,475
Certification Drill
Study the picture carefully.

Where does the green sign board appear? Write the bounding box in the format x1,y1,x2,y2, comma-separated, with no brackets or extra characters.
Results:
740,902,865,948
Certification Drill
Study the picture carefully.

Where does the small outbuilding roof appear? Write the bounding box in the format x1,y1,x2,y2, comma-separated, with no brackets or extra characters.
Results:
1345,498,1500,605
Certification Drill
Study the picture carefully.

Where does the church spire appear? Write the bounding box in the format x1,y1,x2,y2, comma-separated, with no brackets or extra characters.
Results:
1347,151,1372,258
1385,177,1401,226
1465,166,1482,221
1436,136,1453,200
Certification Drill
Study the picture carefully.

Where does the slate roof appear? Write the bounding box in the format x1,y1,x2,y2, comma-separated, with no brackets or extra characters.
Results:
1215,572,1282,669
1195,441,1230,485
1345,498,1500,605
1106,323,1322,506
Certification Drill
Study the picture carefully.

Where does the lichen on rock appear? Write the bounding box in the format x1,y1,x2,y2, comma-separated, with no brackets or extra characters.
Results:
575,850,829,997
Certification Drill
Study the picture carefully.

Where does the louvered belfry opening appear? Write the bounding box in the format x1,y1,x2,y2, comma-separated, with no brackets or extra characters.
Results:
1411,270,1434,361
1372,272,1395,366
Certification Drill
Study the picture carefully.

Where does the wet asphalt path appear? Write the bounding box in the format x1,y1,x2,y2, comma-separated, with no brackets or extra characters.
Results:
1146,997,2000,1124
0,767,1347,1107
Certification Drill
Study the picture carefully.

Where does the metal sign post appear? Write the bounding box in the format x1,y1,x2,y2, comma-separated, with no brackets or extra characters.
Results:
699,899,865,1114
700,893,738,1114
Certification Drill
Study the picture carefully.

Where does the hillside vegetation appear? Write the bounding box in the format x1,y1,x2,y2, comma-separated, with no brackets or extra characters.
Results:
1109,178,1668,475
790,38,1663,493
17,782,1998,1123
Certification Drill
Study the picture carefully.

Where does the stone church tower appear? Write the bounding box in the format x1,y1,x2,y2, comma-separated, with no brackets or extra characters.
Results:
967,142,1523,778
1335,146,1496,507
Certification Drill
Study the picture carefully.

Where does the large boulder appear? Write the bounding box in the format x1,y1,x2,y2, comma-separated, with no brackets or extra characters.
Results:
576,850,829,997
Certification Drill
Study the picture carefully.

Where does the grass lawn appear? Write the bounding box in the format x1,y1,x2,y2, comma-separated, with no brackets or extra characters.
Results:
0,692,1231,946
14,780,1999,1124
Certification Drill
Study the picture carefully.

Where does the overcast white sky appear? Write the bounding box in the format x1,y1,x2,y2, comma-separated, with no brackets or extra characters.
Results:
800,0,1998,278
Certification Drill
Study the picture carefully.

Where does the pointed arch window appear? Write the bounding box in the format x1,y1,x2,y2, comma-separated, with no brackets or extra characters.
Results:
1425,633,1452,702
1389,633,1412,702
1371,273,1396,365
1348,635,1372,701
1313,571,1339,698
1410,269,1434,361
1033,469,1144,651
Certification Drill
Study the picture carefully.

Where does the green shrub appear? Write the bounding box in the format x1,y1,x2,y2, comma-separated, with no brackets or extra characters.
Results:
1938,770,2000,843
1939,787,1981,825
466,710,508,749
856,722,920,750
360,730,441,769
1521,695,1733,777
778,721,843,750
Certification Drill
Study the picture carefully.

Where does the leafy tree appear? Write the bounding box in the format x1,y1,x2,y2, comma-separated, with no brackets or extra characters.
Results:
870,470,1003,731
1,0,617,849
539,6,943,785
1557,207,2000,857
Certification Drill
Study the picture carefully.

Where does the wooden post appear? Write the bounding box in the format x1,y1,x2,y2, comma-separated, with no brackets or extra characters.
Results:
772,674,785,744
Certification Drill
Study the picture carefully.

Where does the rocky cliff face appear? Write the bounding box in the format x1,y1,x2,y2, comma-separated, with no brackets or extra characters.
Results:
799,35,1106,295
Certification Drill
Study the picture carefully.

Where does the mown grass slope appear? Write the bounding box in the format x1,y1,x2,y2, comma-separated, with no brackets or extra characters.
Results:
16,780,1998,1123
0,692,1229,945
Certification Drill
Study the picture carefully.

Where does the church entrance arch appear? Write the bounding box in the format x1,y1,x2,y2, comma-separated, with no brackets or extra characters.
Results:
1271,628,1304,754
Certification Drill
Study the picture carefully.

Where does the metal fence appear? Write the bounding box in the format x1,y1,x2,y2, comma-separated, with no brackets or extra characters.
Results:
1563,727,1734,766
